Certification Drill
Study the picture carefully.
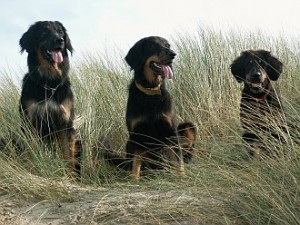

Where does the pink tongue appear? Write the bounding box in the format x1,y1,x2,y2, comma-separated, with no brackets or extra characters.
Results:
161,65,173,79
50,51,63,63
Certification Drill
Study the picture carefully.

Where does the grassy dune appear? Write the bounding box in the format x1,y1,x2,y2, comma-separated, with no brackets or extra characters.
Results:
0,27,300,224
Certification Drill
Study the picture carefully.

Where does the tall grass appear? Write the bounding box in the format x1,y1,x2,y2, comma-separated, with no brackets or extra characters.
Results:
0,26,300,224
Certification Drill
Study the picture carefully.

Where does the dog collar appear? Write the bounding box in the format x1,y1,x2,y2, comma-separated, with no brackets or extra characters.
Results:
135,81,161,95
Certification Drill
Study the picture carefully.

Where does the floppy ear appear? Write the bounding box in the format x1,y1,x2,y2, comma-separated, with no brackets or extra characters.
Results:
19,27,35,54
230,53,246,83
65,33,73,54
125,40,145,71
55,21,73,55
265,52,283,81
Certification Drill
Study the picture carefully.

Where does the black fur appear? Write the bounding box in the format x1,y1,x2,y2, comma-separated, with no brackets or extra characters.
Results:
230,50,285,157
106,36,196,179
19,21,80,175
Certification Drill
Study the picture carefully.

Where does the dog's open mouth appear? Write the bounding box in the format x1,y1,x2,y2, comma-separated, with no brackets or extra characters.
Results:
251,82,263,89
150,62,173,79
46,50,63,63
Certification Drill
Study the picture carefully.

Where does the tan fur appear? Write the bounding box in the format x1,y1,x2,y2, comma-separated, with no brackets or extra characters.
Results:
144,55,163,84
124,36,195,180
130,116,146,131
23,100,37,122
162,112,174,127
181,129,196,144
131,153,142,180
60,99,73,122
58,130,77,177
36,48,62,77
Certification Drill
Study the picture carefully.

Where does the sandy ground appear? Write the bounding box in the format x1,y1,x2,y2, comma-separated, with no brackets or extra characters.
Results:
0,186,100,225
0,183,209,225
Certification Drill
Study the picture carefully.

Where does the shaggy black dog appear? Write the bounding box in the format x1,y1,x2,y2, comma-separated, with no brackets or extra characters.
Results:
19,21,80,175
106,36,196,179
230,49,284,157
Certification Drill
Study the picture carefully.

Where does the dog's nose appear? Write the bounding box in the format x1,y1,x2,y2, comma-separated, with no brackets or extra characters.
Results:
253,71,261,77
169,50,176,58
252,72,261,78
56,37,64,45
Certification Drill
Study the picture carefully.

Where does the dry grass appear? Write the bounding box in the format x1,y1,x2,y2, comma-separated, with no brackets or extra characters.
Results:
0,26,300,224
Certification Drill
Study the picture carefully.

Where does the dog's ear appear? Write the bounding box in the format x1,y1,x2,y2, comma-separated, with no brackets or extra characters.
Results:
263,51,283,81
65,33,73,54
230,52,247,83
19,26,35,54
55,21,73,55
125,40,145,71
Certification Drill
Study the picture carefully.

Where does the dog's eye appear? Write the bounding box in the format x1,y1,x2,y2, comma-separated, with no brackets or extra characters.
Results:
57,29,64,35
40,27,50,38
40,31,47,38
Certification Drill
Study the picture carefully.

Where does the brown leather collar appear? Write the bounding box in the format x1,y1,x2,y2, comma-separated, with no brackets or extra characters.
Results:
135,81,161,95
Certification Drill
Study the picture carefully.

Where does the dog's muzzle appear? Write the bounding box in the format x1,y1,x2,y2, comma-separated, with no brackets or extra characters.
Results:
43,36,65,63
150,62,173,79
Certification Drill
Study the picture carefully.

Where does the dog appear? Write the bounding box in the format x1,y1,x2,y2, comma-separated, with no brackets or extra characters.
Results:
230,49,284,157
19,21,80,175
106,36,196,179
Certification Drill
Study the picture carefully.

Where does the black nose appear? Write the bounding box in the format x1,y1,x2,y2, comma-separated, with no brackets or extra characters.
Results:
56,37,64,45
252,72,261,79
169,50,176,58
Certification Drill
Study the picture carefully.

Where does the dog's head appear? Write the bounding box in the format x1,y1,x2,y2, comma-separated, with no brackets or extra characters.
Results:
230,50,283,93
125,36,176,88
20,21,73,68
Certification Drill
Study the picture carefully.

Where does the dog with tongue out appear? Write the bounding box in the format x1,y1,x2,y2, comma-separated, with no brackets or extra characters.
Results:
20,21,73,78
19,21,81,176
230,50,285,157
106,36,196,180
50,51,64,64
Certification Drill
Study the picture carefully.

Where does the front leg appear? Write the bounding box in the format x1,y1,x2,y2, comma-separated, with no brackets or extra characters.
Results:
161,114,185,177
58,128,80,177
165,147,185,177
131,152,142,180
126,141,142,180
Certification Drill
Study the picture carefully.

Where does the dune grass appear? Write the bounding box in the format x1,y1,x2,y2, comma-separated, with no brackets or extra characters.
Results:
0,26,300,224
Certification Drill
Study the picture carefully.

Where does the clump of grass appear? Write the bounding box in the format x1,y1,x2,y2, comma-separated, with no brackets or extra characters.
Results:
0,26,300,224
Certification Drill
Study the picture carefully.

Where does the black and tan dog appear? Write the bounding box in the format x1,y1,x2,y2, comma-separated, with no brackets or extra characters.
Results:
19,21,80,174
106,36,196,179
230,49,284,157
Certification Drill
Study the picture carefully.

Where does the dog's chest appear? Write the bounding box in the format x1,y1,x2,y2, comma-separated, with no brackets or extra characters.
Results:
240,97,282,128
23,84,73,123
